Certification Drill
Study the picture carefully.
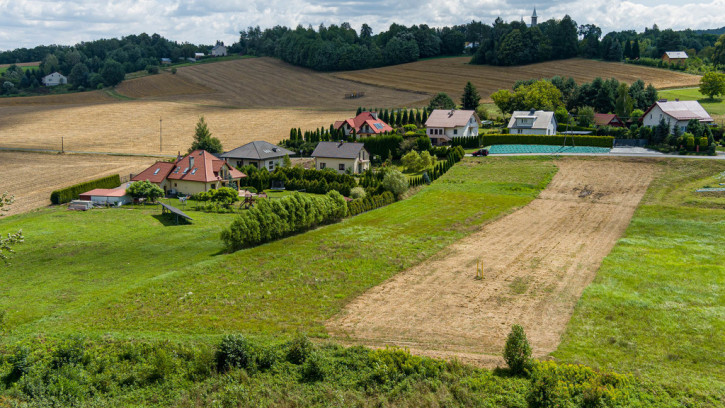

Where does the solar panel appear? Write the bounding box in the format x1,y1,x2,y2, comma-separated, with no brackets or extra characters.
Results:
374,123,384,129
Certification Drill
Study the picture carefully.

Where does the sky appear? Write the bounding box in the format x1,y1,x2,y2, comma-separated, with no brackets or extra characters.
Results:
0,0,723,51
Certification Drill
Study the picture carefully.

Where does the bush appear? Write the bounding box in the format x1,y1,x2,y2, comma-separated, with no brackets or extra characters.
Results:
503,324,531,375
350,186,366,200
126,180,164,202
286,334,313,365
301,352,326,382
382,169,409,196
479,134,614,148
216,335,256,372
401,150,423,172
347,191,395,216
50,174,121,204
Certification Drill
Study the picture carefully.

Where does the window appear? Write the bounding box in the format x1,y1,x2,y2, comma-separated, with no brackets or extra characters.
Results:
339,163,345,171
236,160,242,167
268,161,274,170
320,162,326,169
453,129,458,135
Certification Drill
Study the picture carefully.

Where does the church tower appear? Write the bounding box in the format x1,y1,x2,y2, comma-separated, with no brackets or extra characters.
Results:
531,7,538,27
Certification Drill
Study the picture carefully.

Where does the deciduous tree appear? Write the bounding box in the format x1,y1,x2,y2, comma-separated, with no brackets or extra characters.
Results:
699,72,725,99
0,192,23,264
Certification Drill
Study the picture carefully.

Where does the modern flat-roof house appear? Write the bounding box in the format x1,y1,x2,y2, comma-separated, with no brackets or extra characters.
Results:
594,113,625,128
311,142,370,174
132,150,246,195
334,112,393,137
641,99,713,134
42,72,67,86
211,43,227,57
425,109,481,145
507,110,557,135
662,51,688,65
220,141,295,171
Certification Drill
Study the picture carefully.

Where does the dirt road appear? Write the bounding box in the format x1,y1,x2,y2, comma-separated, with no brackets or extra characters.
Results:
327,158,658,366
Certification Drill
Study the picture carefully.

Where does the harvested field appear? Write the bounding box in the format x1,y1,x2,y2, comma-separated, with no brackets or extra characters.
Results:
0,102,347,155
168,57,429,108
115,72,214,99
0,151,155,216
328,158,658,366
0,90,114,106
333,57,701,102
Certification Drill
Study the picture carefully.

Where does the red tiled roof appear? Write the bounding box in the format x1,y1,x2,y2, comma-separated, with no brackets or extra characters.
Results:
131,161,175,183
334,112,393,134
593,113,624,127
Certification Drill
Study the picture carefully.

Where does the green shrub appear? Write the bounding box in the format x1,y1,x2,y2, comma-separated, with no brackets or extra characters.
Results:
50,174,121,204
286,334,313,365
216,334,256,372
301,352,326,382
503,325,531,375
350,186,366,200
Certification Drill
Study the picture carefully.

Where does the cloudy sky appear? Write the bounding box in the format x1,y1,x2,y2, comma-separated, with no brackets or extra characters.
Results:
0,0,723,51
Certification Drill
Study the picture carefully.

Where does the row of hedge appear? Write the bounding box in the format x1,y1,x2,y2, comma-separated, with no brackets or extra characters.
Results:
450,134,615,149
50,174,122,204
347,191,395,216
221,191,347,251
409,145,465,186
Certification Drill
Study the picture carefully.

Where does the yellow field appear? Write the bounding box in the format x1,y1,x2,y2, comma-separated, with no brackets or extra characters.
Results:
333,57,702,102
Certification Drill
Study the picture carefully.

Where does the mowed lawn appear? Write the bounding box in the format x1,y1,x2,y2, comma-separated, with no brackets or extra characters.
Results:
554,159,725,405
0,157,556,341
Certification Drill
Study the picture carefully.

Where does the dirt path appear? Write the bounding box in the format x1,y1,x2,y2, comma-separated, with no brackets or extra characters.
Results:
327,158,658,366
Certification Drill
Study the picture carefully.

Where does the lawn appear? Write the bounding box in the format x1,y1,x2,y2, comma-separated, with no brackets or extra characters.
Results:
0,157,556,342
553,159,725,405
658,87,725,120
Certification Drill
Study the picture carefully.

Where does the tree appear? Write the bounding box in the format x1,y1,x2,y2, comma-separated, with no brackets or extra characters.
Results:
428,92,456,111
511,80,563,111
461,81,481,110
699,72,725,99
554,106,569,124
577,106,595,127
416,135,432,152
419,150,434,169
401,150,423,172
632,38,641,59
382,169,409,196
126,181,164,202
100,59,125,86
282,154,292,168
1,193,23,264
491,89,515,117
713,34,725,67
503,324,532,375
189,116,223,154
68,62,89,88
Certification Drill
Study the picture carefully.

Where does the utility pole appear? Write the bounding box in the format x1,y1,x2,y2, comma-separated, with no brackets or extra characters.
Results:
61,137,64,153
159,117,162,153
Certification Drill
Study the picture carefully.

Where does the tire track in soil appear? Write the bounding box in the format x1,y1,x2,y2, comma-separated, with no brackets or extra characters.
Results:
327,158,658,366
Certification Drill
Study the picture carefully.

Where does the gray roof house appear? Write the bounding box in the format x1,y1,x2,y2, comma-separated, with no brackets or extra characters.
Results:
507,110,557,135
311,142,370,174
220,141,295,171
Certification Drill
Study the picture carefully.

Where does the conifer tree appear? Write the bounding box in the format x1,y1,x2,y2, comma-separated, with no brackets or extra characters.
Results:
633,39,640,59
356,106,362,115
623,40,632,59
461,81,481,110
415,110,422,125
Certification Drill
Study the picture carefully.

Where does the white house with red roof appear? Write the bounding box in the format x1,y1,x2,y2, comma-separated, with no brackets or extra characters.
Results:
425,109,481,145
641,100,713,134
333,111,393,137
132,150,246,195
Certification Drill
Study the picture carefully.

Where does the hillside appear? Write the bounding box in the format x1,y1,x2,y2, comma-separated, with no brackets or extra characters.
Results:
333,57,702,102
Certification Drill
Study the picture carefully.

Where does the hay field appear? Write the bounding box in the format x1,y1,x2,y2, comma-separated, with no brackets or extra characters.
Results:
0,101,348,155
333,57,702,102
115,72,214,99
0,151,155,216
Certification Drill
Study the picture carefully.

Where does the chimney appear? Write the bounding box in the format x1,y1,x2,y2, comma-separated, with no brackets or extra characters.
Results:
189,156,194,170
529,108,535,114
675,98,679,102
371,111,378,119
448,109,454,117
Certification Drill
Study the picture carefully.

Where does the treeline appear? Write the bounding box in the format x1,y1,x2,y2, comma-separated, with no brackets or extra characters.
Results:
239,166,358,196
221,191,347,251
347,191,396,216
450,134,615,149
0,33,210,93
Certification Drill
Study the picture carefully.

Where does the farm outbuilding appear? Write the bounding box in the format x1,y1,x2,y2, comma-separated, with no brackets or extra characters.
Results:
79,183,132,206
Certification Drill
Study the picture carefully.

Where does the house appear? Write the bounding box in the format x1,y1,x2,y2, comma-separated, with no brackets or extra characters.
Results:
79,183,133,206
333,111,393,137
220,141,295,171
425,109,481,145
507,110,557,135
311,142,370,174
160,58,172,65
641,99,713,134
211,43,227,57
41,72,67,86
593,113,625,128
662,51,688,65
194,52,205,59
132,150,246,195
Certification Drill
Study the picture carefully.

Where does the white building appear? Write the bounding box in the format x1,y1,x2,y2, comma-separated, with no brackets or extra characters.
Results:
311,142,370,174
41,72,67,86
211,44,227,57
425,109,481,145
507,110,557,135
641,100,713,134
220,141,295,171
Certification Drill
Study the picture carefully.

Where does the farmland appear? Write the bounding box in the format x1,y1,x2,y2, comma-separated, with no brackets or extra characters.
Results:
333,57,702,102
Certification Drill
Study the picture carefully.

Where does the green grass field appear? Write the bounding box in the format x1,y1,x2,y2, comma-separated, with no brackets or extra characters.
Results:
554,159,725,405
659,87,725,120
0,157,556,341
0,65,38,75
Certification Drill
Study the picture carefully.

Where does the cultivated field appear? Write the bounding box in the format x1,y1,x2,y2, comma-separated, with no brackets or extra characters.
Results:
328,158,657,365
333,57,702,102
0,151,155,216
114,71,213,99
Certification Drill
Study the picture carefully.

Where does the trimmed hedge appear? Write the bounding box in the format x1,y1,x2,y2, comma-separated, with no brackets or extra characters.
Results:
347,191,395,216
50,174,122,204
450,134,614,149
221,191,348,251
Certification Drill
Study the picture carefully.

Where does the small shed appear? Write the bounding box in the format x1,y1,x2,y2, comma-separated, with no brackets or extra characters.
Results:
79,183,132,206
662,51,688,65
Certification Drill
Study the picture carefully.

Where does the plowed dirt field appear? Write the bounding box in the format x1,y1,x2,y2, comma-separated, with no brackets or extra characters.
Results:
328,158,658,366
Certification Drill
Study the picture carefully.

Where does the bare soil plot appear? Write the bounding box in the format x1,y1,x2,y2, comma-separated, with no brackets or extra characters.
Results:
0,102,348,155
167,57,429,108
328,158,658,366
333,57,701,102
0,151,155,216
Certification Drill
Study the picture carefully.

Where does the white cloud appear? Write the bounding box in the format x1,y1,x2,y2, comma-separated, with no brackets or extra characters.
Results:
0,0,721,51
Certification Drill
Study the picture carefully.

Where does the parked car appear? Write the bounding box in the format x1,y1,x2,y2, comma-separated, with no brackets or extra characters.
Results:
472,148,489,157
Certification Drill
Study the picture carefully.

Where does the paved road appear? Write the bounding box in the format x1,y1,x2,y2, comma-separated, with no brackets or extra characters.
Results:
468,146,725,160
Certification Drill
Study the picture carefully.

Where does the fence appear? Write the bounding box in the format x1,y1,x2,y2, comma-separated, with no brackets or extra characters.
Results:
614,139,648,147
